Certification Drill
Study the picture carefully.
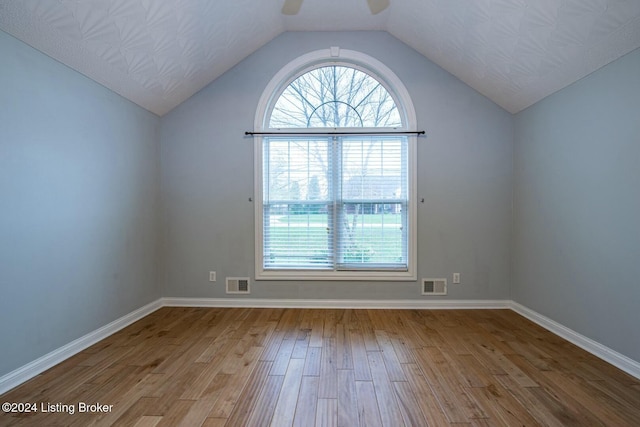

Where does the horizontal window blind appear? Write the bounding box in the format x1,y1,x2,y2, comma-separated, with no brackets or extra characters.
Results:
262,136,408,271
337,137,408,270
263,138,333,268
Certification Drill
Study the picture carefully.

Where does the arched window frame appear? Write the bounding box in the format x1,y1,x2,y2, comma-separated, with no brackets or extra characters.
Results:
254,47,417,281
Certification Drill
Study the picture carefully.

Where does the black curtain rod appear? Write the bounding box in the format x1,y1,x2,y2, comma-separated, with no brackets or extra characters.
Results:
245,130,425,136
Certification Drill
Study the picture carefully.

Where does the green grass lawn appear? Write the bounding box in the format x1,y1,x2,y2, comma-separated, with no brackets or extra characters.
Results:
267,213,404,264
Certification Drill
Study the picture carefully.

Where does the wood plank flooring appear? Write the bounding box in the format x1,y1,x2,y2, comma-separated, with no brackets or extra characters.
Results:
1,307,640,426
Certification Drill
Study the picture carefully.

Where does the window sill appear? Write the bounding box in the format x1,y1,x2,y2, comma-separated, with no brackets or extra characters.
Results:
255,269,416,281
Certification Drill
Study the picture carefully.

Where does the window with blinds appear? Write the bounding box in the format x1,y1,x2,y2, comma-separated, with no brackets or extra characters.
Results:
254,54,416,280
263,136,408,271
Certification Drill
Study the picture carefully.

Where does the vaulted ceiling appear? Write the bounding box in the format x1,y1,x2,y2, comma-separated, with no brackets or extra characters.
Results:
2,0,639,116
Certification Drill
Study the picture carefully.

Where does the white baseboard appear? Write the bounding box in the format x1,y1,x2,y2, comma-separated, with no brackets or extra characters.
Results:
160,297,510,310
3,298,638,396
509,301,640,380
0,299,162,395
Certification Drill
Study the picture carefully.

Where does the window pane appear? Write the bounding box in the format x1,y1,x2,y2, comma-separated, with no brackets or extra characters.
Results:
270,66,402,128
264,139,330,202
338,137,408,269
264,204,333,268
337,203,406,268
341,137,406,200
263,138,333,269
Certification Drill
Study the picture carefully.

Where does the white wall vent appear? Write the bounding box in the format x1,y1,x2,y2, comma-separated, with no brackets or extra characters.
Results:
226,277,251,294
422,278,447,295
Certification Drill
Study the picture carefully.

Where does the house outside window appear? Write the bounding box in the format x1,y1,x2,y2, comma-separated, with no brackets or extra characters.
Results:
254,48,417,281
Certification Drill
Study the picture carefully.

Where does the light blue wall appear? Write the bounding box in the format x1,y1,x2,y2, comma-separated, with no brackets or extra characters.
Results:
513,48,640,361
0,31,161,377
160,32,513,300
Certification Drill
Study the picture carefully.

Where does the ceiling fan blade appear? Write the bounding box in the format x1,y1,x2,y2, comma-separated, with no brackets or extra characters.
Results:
282,0,303,15
367,0,389,15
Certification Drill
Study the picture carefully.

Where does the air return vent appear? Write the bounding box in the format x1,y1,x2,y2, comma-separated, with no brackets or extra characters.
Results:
422,278,447,295
226,277,250,294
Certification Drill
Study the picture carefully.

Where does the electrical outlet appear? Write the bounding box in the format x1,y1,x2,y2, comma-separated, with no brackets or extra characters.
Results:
453,273,460,284
209,271,216,282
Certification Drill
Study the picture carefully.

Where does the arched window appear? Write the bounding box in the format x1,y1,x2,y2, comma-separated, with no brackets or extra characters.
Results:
254,48,417,281
269,65,402,128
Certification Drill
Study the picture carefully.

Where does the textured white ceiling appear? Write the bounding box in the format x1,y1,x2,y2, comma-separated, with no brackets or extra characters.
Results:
1,0,639,115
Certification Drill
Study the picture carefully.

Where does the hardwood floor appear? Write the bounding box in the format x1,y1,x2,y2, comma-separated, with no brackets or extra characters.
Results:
2,307,639,426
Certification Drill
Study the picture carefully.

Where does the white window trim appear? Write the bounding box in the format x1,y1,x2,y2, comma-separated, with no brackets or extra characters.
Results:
254,48,417,281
